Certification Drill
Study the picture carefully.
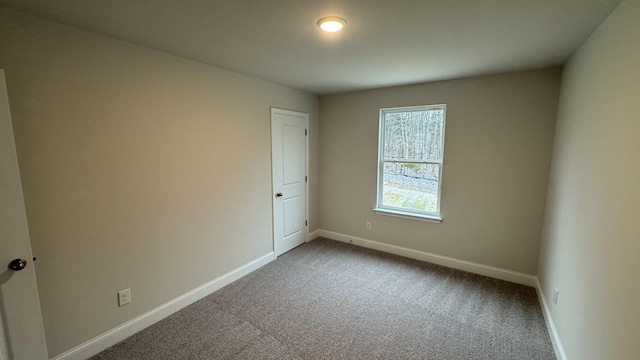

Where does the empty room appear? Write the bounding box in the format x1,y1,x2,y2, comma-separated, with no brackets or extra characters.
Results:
0,1,638,359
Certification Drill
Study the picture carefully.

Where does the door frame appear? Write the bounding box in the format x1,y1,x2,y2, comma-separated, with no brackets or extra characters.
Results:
270,107,309,256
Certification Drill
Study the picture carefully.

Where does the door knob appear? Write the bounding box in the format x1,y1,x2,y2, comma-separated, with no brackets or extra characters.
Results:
276,192,283,198
8,258,27,271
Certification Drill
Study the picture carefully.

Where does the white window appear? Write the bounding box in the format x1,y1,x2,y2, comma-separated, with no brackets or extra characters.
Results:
375,104,446,221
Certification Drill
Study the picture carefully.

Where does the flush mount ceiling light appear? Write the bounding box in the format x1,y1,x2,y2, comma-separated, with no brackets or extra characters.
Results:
317,16,346,32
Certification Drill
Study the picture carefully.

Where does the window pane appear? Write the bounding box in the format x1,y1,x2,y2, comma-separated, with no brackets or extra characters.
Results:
382,162,440,213
383,109,444,162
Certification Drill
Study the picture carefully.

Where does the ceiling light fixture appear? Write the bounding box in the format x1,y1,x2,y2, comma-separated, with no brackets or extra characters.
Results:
317,16,346,32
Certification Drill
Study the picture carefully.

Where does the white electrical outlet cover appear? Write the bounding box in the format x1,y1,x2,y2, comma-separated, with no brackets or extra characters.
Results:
118,289,131,307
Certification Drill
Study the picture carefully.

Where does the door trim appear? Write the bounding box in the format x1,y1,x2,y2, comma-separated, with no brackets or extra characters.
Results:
270,107,309,256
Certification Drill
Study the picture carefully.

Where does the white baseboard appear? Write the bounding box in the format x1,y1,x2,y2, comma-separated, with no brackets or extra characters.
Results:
50,232,566,360
534,278,567,360
317,229,537,287
307,229,320,242
51,252,276,360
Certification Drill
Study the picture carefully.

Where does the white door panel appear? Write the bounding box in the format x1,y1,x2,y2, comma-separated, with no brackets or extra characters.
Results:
0,70,48,359
282,125,303,185
271,108,308,257
283,196,302,237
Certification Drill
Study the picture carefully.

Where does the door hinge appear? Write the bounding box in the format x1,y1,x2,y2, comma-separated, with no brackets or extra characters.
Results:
305,176,307,182
305,220,308,226
305,129,307,136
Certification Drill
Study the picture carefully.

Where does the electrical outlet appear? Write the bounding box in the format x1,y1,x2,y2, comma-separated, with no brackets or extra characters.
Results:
365,221,372,230
553,288,559,305
118,288,131,307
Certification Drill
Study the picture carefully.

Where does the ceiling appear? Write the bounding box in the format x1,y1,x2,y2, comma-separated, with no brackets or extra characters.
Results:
0,0,622,95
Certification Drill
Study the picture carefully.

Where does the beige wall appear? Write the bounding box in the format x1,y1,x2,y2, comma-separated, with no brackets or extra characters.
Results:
0,7,319,357
319,69,561,274
538,0,640,359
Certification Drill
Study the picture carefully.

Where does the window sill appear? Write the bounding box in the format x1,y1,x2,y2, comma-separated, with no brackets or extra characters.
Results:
373,208,442,223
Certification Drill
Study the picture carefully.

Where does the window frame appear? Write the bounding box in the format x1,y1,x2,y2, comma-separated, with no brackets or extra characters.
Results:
374,104,447,222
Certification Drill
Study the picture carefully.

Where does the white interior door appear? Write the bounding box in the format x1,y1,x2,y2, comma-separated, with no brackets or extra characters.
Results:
271,108,308,257
0,70,48,360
